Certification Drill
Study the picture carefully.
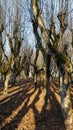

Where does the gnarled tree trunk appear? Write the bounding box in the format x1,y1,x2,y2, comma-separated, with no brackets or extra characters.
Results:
31,1,73,129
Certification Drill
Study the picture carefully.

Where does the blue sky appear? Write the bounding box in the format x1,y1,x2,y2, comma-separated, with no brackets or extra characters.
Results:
1,0,73,57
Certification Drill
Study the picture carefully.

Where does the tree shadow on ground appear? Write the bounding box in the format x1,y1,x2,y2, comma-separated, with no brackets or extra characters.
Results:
0,81,36,129
34,87,66,130
0,80,43,130
0,80,67,130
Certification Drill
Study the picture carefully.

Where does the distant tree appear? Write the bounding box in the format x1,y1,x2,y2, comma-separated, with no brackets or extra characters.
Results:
0,0,31,94
21,43,33,79
30,46,46,88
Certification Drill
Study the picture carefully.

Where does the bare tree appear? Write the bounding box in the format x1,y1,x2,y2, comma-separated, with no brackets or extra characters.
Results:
0,0,27,94
31,0,73,128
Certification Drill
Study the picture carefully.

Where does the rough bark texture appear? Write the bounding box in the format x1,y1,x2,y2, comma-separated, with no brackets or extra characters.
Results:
3,73,11,94
60,84,73,129
31,1,73,129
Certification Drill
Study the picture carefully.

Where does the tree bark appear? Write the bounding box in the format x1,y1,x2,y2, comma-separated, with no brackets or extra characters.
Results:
11,72,18,86
31,2,73,128
45,54,51,104
60,72,73,129
3,73,11,95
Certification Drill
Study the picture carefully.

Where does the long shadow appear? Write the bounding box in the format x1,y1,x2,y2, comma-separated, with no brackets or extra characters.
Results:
0,80,66,130
0,82,36,130
34,88,66,130
3,85,42,130
0,87,22,103
15,78,33,86
0,81,34,103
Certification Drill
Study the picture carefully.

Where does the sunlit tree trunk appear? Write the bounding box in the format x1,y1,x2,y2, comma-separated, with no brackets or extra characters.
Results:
3,72,11,94
31,1,73,126
57,4,73,127
60,71,73,129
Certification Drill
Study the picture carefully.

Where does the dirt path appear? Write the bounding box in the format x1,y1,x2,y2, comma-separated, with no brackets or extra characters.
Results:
0,80,72,130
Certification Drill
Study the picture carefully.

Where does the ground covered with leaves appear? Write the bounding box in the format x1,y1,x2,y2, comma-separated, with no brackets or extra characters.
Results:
0,79,73,130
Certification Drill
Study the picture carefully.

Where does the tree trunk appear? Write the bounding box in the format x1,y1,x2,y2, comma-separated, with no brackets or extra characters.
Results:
3,73,11,95
34,73,38,89
60,72,73,129
11,73,18,86
45,55,51,104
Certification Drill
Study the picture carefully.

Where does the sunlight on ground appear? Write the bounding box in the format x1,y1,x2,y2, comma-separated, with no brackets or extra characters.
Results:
18,109,36,130
35,89,46,112
0,81,73,130
0,84,46,130
0,94,28,129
